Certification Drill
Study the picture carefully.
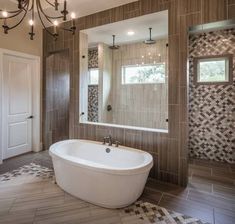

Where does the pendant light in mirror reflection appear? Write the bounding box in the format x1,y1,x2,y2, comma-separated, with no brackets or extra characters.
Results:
144,28,156,45
0,0,76,40
109,35,120,50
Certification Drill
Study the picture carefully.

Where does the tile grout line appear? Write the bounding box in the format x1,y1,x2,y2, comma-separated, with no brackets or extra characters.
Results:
185,188,190,200
212,208,216,224
7,197,17,214
157,192,164,206
32,208,39,224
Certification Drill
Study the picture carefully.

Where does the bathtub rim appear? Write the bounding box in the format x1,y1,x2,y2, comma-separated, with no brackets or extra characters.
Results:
49,139,153,175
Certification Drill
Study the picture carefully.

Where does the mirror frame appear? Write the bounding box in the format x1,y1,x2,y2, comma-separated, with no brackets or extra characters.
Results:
79,11,169,133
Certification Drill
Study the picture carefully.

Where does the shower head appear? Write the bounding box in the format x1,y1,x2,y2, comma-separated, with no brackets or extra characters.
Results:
109,35,120,50
144,28,156,45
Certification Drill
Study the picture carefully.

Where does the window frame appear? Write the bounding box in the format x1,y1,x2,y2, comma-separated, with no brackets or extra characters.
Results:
194,54,233,85
121,63,166,85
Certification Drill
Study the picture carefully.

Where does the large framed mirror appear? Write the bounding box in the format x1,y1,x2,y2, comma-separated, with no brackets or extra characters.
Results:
79,10,168,132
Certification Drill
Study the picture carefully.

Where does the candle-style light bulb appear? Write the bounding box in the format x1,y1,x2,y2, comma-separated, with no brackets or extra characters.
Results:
2,11,9,34
28,19,35,40
29,19,34,26
71,12,76,19
70,12,76,35
53,20,59,38
53,20,59,27
71,12,75,27
2,11,8,18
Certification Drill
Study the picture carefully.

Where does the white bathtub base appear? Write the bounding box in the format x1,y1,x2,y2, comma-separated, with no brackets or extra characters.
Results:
50,140,153,209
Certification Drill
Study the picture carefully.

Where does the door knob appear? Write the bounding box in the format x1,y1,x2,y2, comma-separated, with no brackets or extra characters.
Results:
27,115,34,119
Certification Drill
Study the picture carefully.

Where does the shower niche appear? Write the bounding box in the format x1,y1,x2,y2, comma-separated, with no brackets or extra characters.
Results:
79,10,169,132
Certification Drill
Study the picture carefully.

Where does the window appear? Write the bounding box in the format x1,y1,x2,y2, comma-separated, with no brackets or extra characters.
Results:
194,55,232,84
89,68,99,85
122,63,166,84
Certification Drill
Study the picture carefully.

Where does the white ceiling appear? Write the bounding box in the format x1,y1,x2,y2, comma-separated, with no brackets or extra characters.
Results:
82,10,168,47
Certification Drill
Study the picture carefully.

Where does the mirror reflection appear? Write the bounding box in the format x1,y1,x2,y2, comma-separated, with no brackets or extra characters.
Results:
79,10,169,131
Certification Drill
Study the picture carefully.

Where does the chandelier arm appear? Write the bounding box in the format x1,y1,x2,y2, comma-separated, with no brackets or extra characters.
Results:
37,0,54,25
19,0,30,11
31,0,35,20
36,0,55,37
0,10,24,20
7,1,30,30
60,27,74,33
0,9,22,14
0,0,29,19
38,0,63,20
44,0,55,7
28,0,35,11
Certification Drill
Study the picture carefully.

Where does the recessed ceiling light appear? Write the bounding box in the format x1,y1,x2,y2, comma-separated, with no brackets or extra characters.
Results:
127,31,135,36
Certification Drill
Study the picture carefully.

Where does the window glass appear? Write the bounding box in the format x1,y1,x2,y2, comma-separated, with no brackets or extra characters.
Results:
122,63,166,84
89,69,99,85
197,57,229,83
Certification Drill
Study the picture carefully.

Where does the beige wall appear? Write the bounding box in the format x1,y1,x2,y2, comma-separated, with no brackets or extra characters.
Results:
0,22,42,57
0,17,43,146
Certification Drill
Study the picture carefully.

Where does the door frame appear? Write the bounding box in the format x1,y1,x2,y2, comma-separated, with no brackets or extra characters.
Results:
0,49,41,164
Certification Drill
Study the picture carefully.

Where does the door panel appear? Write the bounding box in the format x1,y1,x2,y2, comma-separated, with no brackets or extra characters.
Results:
9,61,30,114
9,122,28,148
3,55,33,159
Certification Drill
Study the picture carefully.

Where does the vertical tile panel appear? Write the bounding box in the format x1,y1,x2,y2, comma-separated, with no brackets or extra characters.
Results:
178,0,201,15
228,4,235,19
202,0,228,23
123,1,141,19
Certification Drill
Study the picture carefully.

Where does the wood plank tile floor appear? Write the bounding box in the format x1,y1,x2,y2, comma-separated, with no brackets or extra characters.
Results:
0,151,234,224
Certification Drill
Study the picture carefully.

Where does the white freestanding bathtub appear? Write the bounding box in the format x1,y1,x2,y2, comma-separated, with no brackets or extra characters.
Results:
49,139,153,208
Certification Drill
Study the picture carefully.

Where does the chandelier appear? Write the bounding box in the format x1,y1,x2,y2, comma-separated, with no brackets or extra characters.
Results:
0,0,76,40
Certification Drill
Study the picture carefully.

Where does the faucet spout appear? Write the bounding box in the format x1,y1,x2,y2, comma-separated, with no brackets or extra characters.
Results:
103,135,113,146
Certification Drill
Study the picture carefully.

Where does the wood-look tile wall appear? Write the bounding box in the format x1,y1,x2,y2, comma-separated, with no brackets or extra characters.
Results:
43,50,70,150
43,0,233,186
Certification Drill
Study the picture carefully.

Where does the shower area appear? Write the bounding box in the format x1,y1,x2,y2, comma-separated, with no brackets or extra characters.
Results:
86,41,169,130
188,20,235,188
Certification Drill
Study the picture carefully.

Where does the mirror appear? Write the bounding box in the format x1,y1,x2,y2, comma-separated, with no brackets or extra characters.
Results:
79,10,169,132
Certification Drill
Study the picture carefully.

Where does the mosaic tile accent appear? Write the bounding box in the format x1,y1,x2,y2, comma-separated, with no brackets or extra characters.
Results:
0,163,54,183
88,85,99,122
189,29,235,164
122,201,210,224
88,48,98,69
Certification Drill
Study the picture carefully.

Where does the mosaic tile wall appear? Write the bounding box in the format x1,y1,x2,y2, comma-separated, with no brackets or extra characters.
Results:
88,85,99,122
88,48,98,69
88,49,99,122
189,29,235,164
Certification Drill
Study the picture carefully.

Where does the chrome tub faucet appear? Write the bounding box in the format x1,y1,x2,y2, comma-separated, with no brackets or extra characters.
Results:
103,135,120,147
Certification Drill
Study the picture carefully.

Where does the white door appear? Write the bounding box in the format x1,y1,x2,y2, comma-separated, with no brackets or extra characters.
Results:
2,55,33,159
